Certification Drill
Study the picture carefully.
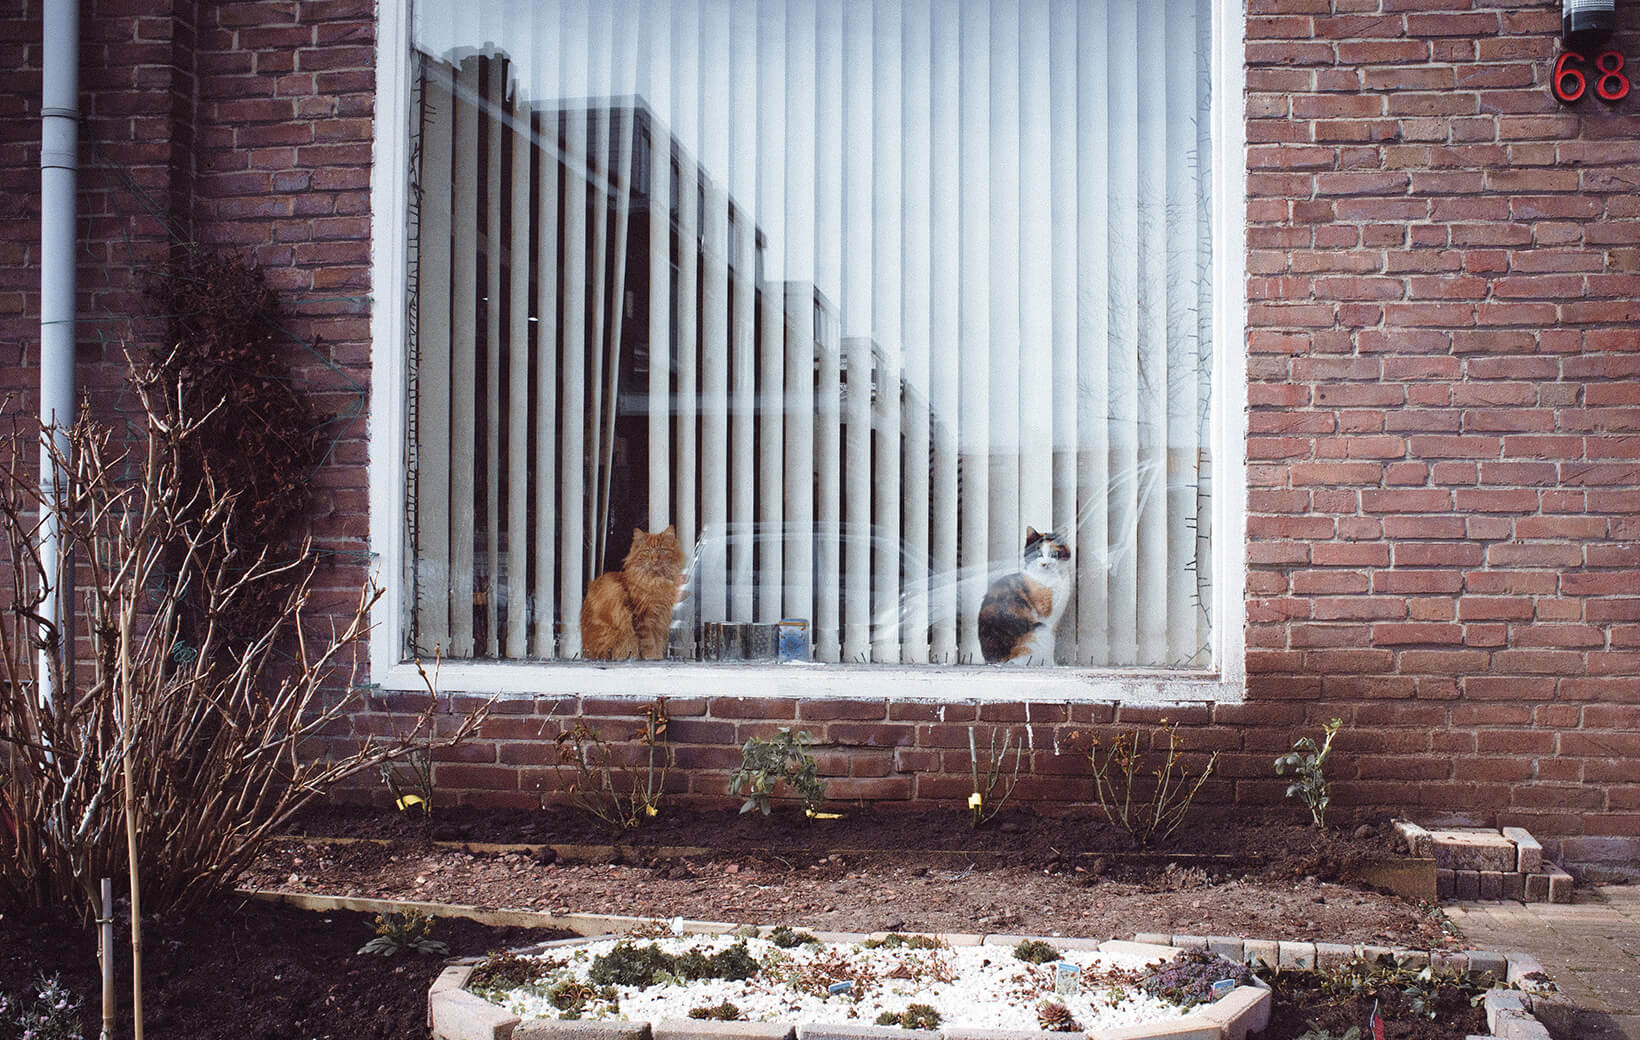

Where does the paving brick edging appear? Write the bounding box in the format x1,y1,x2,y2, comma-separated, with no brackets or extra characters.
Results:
429,933,1272,1040
1391,822,1575,904
1131,933,1557,1040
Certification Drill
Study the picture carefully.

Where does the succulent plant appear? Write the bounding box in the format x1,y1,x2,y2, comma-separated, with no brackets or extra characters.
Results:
1013,939,1060,964
1036,1001,1082,1032
688,1001,742,1020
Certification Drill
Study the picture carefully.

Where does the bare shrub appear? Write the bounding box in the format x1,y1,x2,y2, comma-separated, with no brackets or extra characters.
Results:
0,359,486,918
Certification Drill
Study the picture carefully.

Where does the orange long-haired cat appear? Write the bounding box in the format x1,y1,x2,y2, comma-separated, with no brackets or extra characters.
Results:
579,525,686,660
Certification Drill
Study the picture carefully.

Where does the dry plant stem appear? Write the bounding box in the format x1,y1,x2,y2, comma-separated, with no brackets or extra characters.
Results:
968,727,1022,828
0,358,490,920
555,699,672,830
1088,726,1218,848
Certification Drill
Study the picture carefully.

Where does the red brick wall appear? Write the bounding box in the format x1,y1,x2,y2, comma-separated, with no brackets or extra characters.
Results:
1237,0,1640,864
0,0,374,590
3,0,1636,867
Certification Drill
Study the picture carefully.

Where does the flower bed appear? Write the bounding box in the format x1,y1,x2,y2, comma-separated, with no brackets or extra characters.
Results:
432,931,1272,1040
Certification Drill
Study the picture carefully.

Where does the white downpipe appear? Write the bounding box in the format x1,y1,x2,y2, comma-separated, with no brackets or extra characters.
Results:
39,0,80,708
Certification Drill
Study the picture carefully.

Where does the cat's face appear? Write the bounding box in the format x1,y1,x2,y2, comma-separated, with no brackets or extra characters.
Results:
626,524,686,572
1021,526,1071,580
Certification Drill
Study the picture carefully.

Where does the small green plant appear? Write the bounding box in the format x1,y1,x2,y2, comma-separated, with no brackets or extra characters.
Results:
467,951,560,992
728,728,827,815
1275,718,1343,829
1012,939,1060,964
587,940,760,987
876,1004,941,1029
357,907,450,957
1083,721,1219,847
1295,1025,1360,1040
967,727,1023,828
768,925,819,948
688,1001,743,1021
1,974,83,1040
545,979,615,1017
1267,955,1503,1032
555,698,673,830
863,933,945,951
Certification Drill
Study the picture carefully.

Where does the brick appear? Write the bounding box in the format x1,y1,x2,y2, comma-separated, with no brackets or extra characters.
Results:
429,991,520,1040
1523,873,1550,902
1094,1024,1218,1040
797,699,888,722
1314,942,1354,969
1242,940,1279,970
1427,829,1518,872
1277,942,1317,969
1501,827,1544,873
1454,870,1480,899
655,1022,794,1040
1501,872,1525,901
1547,865,1574,904
796,1026,935,1040
1195,985,1272,1040
515,1023,652,1040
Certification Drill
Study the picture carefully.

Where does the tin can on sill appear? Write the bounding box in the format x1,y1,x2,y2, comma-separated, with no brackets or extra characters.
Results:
777,618,810,662
745,622,778,660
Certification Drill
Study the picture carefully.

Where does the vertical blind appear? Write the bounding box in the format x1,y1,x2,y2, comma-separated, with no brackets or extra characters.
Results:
406,0,1216,668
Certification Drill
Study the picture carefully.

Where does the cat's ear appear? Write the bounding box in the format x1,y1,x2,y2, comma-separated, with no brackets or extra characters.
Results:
633,526,648,544
662,524,676,538
1025,525,1041,542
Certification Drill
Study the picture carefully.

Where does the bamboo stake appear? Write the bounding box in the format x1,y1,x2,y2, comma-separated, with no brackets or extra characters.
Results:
119,593,144,1040
99,877,114,1040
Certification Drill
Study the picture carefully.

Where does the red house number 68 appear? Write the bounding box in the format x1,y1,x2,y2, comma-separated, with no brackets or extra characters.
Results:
1554,50,1631,103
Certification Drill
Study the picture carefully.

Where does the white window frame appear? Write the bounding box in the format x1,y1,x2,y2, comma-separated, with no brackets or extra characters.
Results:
366,0,1247,704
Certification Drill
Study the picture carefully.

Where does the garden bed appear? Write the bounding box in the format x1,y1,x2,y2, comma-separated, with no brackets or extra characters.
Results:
1,805,1520,1040
287,805,1402,880
434,932,1270,1040
253,805,1452,950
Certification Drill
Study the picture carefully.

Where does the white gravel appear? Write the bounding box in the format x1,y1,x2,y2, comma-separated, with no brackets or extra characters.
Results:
474,934,1197,1033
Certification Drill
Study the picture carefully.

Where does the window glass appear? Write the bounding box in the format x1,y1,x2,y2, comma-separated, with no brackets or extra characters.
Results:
406,0,1216,668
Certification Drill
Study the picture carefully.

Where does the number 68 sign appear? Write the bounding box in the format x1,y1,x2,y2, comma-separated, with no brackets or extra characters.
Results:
1553,49,1631,103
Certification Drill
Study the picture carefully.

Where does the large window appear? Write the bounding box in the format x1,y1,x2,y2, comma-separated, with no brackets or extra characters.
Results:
401,0,1222,670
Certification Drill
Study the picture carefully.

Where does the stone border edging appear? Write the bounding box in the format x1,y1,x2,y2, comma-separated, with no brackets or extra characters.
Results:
428,933,1271,1040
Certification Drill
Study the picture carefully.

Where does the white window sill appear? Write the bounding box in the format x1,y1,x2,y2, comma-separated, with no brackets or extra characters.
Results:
377,659,1243,705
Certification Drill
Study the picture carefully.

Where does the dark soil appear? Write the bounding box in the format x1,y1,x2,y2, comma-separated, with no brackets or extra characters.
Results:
3,805,1490,1040
253,802,1461,954
1262,968,1490,1040
290,803,1406,882
0,898,571,1040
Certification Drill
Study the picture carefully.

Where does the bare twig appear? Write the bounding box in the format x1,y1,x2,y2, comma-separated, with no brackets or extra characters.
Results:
0,357,490,920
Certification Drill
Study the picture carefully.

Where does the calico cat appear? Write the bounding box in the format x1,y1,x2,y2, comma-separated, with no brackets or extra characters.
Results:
978,527,1072,665
580,525,687,660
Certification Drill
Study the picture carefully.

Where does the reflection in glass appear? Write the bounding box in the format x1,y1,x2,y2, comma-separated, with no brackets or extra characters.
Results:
405,0,1215,668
